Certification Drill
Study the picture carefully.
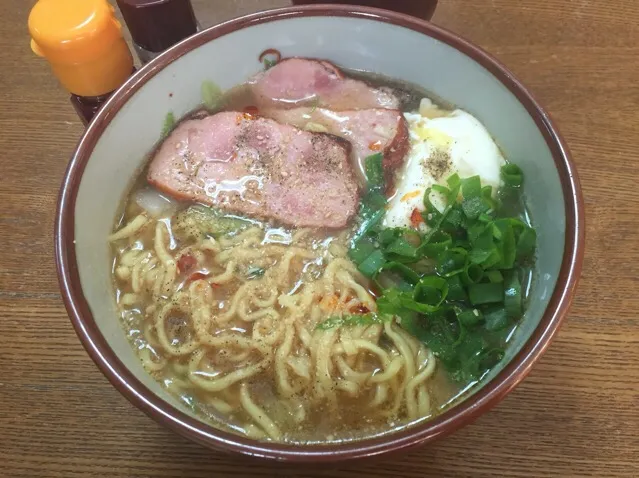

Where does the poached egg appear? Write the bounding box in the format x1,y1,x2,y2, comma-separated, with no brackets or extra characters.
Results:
383,99,505,230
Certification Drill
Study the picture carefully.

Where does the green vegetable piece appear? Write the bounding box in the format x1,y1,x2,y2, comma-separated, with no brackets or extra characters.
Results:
501,163,524,187
483,306,510,331
494,218,517,269
201,80,223,110
378,227,402,247
173,205,251,242
376,288,408,316
481,185,496,212
516,226,537,259
418,231,452,258
357,249,386,278
411,276,449,311
351,208,384,247
246,266,266,280
462,196,486,220
161,111,176,138
485,270,504,283
363,190,387,210
316,313,391,330
348,236,376,265
504,272,522,317
375,261,420,292
436,247,467,277
349,153,387,250
364,153,385,192
461,176,491,219
462,175,482,198
443,207,464,230
446,275,468,301
478,347,506,372
431,183,450,196
422,187,441,219
463,263,484,284
468,282,504,305
386,236,419,258
447,173,462,192
456,307,484,326
263,58,278,70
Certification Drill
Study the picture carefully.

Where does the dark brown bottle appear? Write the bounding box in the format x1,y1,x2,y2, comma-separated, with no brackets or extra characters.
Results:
116,0,199,64
291,0,438,20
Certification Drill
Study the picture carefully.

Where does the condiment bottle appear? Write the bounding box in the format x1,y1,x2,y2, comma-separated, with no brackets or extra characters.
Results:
116,0,199,64
28,0,135,125
291,0,438,21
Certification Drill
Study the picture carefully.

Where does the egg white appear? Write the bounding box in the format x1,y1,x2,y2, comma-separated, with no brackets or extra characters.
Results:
383,103,505,231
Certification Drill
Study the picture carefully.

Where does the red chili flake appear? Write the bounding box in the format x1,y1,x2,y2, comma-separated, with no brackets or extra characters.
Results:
177,254,197,274
243,105,259,116
188,272,209,282
349,304,370,315
369,140,383,151
210,283,220,288
410,208,424,228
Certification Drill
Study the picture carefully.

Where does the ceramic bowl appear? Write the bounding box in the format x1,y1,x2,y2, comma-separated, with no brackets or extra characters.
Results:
55,5,585,462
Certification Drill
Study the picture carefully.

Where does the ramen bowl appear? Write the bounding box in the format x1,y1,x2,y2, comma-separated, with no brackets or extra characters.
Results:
55,5,584,462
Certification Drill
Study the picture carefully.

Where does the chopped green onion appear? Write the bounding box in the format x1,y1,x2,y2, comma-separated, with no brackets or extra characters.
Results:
456,307,483,327
485,270,504,283
263,58,278,70
378,228,400,247
483,306,510,331
462,175,482,198
386,236,419,259
419,231,452,257
494,219,517,269
516,226,537,259
161,111,175,138
246,266,265,280
375,261,420,292
436,248,467,277
501,163,524,187
364,153,384,192
357,250,386,277
201,80,223,110
348,162,533,384
463,263,484,284
413,276,449,309
468,282,504,305
348,236,376,264
504,272,522,317
316,313,391,330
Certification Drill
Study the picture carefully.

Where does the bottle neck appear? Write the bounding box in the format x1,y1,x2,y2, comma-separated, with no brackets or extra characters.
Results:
70,67,136,125
70,94,110,126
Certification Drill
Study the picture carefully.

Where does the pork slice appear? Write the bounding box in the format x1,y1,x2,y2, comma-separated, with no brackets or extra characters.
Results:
250,58,399,111
264,107,409,182
147,112,359,228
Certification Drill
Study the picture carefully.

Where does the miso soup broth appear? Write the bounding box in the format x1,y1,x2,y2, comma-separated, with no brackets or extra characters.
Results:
110,58,535,444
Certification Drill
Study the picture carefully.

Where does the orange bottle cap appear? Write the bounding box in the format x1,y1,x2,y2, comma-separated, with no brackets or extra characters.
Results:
28,0,133,97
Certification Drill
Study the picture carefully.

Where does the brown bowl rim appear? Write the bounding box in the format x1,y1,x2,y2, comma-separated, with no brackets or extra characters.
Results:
55,4,585,463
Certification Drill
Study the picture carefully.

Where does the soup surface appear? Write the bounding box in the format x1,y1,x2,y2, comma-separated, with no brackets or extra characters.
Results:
110,58,535,444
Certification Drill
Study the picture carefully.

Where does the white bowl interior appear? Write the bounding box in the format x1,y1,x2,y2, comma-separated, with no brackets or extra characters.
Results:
74,15,565,423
